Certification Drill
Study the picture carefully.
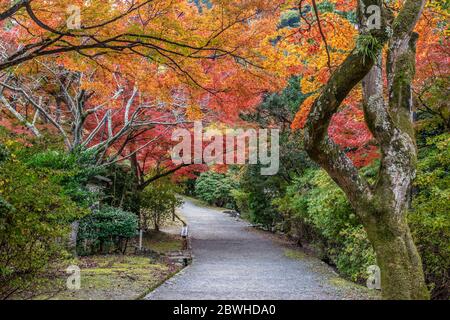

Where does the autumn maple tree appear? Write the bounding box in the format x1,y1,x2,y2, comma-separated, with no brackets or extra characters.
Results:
0,0,447,300
0,0,282,178
297,0,429,299
253,0,443,299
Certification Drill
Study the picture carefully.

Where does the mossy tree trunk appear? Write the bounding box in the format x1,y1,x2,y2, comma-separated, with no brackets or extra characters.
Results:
303,0,429,299
361,205,429,299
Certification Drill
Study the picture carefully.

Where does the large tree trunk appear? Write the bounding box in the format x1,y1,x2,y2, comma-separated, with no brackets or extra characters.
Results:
360,204,429,299
303,0,429,299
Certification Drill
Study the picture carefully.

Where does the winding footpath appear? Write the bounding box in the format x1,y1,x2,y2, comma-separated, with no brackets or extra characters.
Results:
145,199,375,300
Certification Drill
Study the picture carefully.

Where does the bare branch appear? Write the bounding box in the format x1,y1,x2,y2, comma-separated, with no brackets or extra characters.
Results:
0,94,41,137
124,86,138,125
0,81,71,148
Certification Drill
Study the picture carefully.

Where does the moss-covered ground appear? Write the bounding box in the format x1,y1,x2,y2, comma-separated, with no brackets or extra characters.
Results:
14,231,185,300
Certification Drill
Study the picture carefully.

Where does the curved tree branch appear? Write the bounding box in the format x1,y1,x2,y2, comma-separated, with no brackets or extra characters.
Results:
139,164,188,190
0,0,31,22
303,0,417,212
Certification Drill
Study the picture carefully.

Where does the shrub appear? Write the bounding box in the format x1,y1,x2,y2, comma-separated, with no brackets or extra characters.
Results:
0,143,9,162
409,133,450,299
195,171,238,209
234,165,283,227
0,151,85,299
230,188,250,215
26,149,102,207
140,178,183,231
274,169,376,282
77,206,138,255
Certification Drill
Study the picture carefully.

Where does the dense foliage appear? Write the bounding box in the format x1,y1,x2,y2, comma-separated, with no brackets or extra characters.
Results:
26,149,102,206
0,136,87,298
0,0,448,300
77,206,138,255
140,177,183,231
409,132,449,299
195,171,238,209
274,169,377,282
0,125,186,297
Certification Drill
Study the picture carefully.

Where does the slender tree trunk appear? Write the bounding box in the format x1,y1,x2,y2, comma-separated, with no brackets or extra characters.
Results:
130,152,142,216
154,213,160,232
69,221,79,256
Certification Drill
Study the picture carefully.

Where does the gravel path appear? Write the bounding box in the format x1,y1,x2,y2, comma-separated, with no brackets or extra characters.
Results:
145,199,376,300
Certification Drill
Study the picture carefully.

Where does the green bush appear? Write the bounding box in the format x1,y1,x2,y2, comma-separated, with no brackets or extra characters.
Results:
229,165,286,227
0,143,9,163
77,206,138,255
230,188,250,215
101,163,140,213
409,133,449,299
0,146,85,298
195,171,238,209
274,169,376,282
140,178,183,231
26,149,102,207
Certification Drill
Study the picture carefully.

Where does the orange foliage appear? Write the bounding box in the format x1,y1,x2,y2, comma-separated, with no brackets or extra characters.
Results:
0,0,447,173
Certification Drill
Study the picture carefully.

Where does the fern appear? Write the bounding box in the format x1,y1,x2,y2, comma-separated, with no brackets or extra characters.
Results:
355,34,383,64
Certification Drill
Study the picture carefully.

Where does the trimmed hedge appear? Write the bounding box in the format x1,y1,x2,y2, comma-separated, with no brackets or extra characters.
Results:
77,206,138,255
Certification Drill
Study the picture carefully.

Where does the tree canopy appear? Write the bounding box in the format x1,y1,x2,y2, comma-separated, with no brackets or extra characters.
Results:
0,0,448,300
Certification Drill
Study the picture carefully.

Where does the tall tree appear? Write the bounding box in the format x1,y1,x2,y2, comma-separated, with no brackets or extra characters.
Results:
302,0,429,299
